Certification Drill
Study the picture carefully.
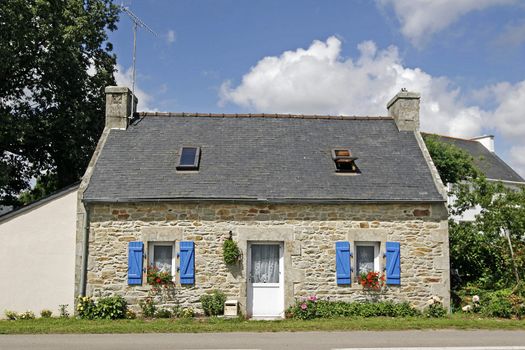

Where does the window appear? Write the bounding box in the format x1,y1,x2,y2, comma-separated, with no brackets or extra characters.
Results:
177,147,200,170
331,148,360,173
355,242,380,277
148,242,176,280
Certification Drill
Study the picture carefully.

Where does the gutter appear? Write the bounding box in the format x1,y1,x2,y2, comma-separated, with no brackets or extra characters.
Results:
79,203,90,296
82,197,446,205
486,178,525,186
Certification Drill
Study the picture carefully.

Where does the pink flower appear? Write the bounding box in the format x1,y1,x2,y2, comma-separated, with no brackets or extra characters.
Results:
308,295,317,302
301,303,307,310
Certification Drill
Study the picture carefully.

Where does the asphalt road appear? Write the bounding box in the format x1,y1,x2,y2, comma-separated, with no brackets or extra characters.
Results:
1,330,524,350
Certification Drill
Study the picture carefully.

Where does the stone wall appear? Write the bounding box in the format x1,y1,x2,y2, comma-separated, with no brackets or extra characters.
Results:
84,201,449,316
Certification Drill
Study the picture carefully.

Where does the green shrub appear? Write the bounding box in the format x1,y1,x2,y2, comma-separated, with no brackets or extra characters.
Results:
77,296,97,319
286,296,420,319
423,303,447,318
18,310,36,320
76,295,127,320
394,302,422,317
200,290,226,316
179,307,194,318
139,297,156,318
126,309,137,319
289,296,319,320
482,290,514,318
94,295,127,320
4,310,18,320
171,305,181,317
223,238,241,265
40,309,53,318
155,308,172,318
59,304,69,318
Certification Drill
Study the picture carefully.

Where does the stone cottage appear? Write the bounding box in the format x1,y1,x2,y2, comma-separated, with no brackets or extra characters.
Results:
75,87,450,318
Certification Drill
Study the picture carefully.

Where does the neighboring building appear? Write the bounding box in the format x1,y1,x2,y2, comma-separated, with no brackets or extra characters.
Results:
0,184,78,317
75,87,450,318
0,205,13,215
427,134,525,222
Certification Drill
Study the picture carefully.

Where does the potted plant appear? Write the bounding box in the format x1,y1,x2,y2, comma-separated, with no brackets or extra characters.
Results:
358,271,385,290
146,266,174,287
223,231,241,265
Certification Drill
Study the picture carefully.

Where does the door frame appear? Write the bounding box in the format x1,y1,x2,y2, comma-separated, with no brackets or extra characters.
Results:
246,241,285,319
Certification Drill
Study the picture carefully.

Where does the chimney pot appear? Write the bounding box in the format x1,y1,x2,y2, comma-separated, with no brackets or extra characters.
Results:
387,90,421,131
105,86,138,130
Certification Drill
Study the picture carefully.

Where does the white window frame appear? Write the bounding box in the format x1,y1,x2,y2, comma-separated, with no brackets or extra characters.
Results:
148,241,176,282
354,241,380,277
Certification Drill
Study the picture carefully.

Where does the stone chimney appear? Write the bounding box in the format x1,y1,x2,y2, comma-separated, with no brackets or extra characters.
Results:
387,89,421,132
105,86,138,130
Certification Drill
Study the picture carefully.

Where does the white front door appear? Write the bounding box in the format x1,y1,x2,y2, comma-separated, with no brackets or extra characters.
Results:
247,242,284,318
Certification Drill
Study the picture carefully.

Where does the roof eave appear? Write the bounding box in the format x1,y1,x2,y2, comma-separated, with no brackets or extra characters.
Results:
83,196,446,205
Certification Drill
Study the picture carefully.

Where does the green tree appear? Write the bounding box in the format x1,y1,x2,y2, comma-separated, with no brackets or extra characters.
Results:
0,0,119,206
423,134,480,184
424,135,525,289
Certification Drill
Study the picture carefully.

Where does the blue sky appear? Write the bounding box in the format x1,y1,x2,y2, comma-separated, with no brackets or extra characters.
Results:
109,0,525,177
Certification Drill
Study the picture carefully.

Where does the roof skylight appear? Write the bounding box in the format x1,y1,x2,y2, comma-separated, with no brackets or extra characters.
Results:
331,148,360,174
177,147,200,170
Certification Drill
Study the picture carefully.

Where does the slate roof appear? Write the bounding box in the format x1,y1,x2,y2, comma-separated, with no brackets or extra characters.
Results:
83,113,445,203
428,134,525,183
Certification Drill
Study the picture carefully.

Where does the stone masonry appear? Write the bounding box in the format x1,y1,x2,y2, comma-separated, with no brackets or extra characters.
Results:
86,201,449,316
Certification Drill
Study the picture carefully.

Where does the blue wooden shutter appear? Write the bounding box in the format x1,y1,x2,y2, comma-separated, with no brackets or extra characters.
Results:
386,241,401,285
336,241,351,285
179,241,195,285
128,241,144,285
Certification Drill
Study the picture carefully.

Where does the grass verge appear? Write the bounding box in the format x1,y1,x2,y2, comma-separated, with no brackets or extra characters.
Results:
1,314,524,334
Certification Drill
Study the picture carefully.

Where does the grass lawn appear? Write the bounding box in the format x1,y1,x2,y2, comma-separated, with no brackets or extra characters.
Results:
1,314,524,334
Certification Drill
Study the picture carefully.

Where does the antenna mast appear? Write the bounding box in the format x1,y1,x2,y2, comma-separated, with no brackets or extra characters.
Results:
120,4,157,117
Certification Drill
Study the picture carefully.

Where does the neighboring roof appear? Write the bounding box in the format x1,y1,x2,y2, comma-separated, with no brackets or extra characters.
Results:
427,134,525,183
84,113,444,203
0,183,79,223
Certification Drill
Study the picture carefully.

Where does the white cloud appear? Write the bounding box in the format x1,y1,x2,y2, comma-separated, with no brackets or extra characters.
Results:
166,30,176,44
378,0,517,46
219,36,525,177
509,146,525,178
220,36,482,136
114,64,155,111
485,81,525,138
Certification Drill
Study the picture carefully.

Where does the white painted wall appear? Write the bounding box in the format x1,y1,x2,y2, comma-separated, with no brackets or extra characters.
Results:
0,189,77,318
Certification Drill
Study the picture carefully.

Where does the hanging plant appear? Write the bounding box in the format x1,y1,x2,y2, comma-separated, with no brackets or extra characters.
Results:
223,234,241,265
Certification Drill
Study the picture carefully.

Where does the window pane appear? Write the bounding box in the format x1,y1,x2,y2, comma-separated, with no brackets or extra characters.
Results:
154,245,172,273
251,245,279,283
180,147,197,166
356,246,375,274
335,149,350,157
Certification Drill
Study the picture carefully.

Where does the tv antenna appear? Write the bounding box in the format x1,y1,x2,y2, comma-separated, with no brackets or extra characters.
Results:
120,4,157,116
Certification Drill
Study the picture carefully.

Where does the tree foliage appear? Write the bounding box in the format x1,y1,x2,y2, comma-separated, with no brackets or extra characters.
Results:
0,0,119,206
425,135,525,289
423,134,480,184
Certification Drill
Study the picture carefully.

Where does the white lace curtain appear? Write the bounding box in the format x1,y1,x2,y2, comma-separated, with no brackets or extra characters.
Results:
356,245,374,274
251,245,279,283
154,245,173,272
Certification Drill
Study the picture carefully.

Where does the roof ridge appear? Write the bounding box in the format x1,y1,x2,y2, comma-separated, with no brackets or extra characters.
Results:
135,112,392,120
422,132,477,143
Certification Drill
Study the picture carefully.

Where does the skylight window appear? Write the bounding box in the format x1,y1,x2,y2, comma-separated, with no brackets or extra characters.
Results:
177,147,200,170
331,148,360,174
